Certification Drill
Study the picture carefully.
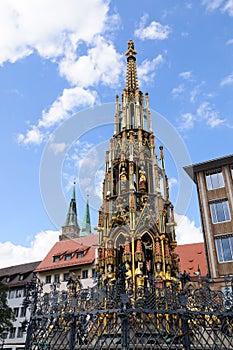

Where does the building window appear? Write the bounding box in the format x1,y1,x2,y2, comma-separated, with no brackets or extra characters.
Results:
17,327,23,338
216,236,233,262
63,273,69,281
9,327,16,339
210,200,230,223
92,269,96,278
8,289,15,299
77,252,84,258
45,275,51,284
6,276,11,283
15,289,23,298
20,307,26,318
65,254,72,260
82,270,88,279
13,308,19,317
54,274,60,283
53,256,60,262
205,169,224,190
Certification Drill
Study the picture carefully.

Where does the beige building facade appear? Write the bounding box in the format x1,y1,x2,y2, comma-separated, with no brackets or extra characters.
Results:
185,154,233,288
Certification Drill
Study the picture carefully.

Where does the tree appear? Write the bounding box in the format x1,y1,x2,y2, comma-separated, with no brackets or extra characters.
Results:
0,281,15,335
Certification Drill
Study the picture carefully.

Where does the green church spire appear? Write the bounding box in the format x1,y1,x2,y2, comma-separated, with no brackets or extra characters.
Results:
81,195,92,236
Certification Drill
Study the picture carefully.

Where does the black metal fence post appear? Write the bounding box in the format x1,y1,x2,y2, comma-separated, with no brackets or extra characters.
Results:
181,314,191,350
24,321,33,350
69,314,76,350
121,294,130,350
179,285,191,350
121,312,130,350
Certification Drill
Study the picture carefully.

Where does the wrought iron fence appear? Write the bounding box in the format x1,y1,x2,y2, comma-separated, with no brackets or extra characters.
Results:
23,272,233,349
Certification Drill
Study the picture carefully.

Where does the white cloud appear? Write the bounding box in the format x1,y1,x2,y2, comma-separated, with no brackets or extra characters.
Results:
50,141,68,155
0,230,59,268
0,0,110,65
59,36,123,88
220,72,233,86
137,55,163,85
172,84,184,97
223,0,233,15
2,2,123,147
175,214,203,244
39,87,97,128
190,88,199,103
179,71,192,80
179,113,195,131
197,101,225,127
169,177,178,191
135,14,171,41
202,0,224,11
202,0,233,16
226,38,233,44
18,87,97,145
17,125,44,145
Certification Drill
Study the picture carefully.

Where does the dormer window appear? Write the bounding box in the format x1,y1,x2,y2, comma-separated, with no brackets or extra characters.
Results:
65,254,72,260
53,256,60,262
18,274,24,281
77,252,84,258
6,276,11,283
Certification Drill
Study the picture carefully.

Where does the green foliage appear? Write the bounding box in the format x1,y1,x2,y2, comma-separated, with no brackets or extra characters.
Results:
0,281,15,336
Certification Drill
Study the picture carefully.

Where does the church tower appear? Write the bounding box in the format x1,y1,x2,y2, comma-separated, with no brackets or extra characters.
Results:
60,184,80,240
96,40,179,299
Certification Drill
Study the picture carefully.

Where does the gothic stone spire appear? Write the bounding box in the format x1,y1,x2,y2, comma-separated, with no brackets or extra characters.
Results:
60,184,80,241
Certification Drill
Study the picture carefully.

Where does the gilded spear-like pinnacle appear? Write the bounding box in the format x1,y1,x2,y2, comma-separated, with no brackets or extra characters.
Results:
125,40,139,92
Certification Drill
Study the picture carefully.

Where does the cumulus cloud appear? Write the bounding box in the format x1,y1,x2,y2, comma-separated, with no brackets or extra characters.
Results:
7,2,121,145
220,72,233,86
0,215,203,267
17,125,44,145
175,214,204,244
137,55,163,85
59,36,123,88
0,230,59,268
39,87,97,128
0,0,110,65
18,87,97,145
135,14,171,41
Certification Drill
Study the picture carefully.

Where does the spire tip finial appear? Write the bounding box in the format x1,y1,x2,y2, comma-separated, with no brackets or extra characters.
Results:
125,39,137,57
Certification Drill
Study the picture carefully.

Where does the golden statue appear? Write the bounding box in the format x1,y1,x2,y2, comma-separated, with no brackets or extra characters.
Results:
120,167,127,192
139,166,147,192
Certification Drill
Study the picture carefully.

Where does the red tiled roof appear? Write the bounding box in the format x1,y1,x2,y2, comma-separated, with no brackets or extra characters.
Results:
35,234,98,272
176,242,208,277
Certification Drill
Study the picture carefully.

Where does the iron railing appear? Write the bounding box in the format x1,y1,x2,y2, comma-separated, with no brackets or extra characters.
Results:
22,272,233,349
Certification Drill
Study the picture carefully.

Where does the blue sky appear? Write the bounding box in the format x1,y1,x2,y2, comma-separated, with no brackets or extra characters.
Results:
0,0,233,267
